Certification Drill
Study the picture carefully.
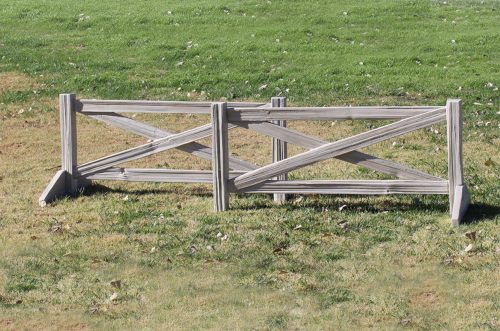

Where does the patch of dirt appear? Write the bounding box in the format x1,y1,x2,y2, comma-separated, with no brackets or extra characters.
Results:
409,290,441,308
0,72,38,92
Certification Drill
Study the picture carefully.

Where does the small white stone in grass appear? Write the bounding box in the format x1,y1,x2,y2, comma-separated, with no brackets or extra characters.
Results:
122,195,129,201
359,62,364,65
485,82,494,88
259,84,268,91
343,11,348,15
458,86,462,91
167,11,172,15
216,232,223,238
451,39,456,43
176,61,184,66
251,34,255,38
108,292,118,302
276,39,280,43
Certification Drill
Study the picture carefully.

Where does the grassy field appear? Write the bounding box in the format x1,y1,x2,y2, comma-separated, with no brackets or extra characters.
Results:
0,0,499,330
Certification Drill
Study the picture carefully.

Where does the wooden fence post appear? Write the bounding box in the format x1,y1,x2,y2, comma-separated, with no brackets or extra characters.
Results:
39,93,88,205
60,93,79,192
446,99,469,226
211,102,229,211
271,97,288,203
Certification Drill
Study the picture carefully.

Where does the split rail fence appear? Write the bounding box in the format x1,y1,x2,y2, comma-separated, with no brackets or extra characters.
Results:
40,94,469,226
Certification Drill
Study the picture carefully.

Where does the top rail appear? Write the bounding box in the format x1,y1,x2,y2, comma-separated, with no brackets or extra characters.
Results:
228,106,445,121
77,99,266,114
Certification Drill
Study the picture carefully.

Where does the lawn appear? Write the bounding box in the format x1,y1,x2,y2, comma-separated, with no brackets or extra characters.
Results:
0,0,499,330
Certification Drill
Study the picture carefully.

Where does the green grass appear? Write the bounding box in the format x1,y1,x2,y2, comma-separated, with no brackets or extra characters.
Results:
0,0,499,330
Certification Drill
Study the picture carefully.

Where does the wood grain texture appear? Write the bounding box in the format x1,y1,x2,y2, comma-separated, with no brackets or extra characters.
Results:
451,184,470,226
228,106,444,121
79,99,265,114
233,108,446,189
230,180,449,195
87,113,257,171
60,93,80,191
78,123,214,176
81,168,245,183
271,97,288,203
237,121,442,181
447,99,464,213
39,170,68,206
447,99,469,225
212,103,229,211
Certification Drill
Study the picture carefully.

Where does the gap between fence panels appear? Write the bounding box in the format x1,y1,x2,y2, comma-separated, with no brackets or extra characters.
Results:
39,94,469,226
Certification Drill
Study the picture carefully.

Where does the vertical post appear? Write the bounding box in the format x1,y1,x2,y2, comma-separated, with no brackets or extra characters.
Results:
211,102,229,211
60,93,79,193
271,97,288,203
446,99,469,226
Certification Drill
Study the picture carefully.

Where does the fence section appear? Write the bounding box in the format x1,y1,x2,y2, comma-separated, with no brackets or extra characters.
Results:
40,95,469,226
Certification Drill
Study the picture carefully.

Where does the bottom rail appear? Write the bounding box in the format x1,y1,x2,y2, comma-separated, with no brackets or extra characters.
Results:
231,180,449,195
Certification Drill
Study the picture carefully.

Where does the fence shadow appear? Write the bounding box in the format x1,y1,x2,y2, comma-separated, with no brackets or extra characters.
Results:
461,203,500,224
81,183,213,198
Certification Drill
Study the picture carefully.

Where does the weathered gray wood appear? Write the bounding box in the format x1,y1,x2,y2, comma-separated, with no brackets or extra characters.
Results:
233,108,446,189
212,103,229,211
39,170,68,206
87,113,257,171
271,97,288,203
78,123,215,176
447,99,468,225
60,93,80,191
451,184,470,226
231,179,449,195
228,106,444,121
82,168,245,183
79,99,265,114
238,121,442,181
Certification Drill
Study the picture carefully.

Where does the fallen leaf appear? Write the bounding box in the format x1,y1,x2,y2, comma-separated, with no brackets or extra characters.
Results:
259,84,268,91
108,292,118,302
110,280,121,289
338,204,347,211
464,244,475,253
30,235,37,240
465,231,476,241
49,219,62,233
150,247,156,253
15,299,22,305
337,220,349,230
484,158,493,167
188,245,197,254
122,195,129,201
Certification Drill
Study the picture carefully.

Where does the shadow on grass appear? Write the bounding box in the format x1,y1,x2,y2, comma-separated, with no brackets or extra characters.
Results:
462,203,500,224
81,183,213,198
233,194,451,214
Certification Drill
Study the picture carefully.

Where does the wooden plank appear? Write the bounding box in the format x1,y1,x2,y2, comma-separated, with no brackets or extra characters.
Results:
78,99,265,114
238,121,442,181
271,97,288,203
233,108,446,189
451,185,470,226
60,93,80,191
87,113,258,171
77,123,214,176
39,170,68,206
446,99,465,214
212,103,229,211
447,99,469,226
81,168,245,183
228,106,444,121
231,180,449,195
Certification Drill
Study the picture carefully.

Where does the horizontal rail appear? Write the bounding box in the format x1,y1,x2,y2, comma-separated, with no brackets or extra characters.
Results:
231,180,449,195
78,100,266,114
228,106,444,121
81,168,246,183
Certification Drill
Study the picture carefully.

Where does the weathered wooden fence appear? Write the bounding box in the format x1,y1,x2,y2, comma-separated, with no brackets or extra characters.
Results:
40,94,469,226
